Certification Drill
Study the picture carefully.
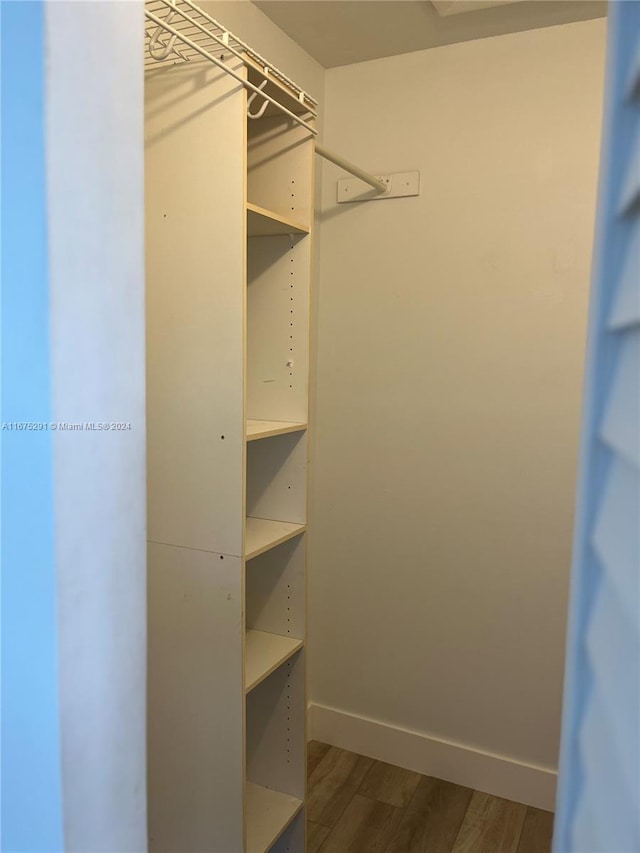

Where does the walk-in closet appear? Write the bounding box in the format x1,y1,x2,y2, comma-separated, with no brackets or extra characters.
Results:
10,0,638,850
140,1,625,852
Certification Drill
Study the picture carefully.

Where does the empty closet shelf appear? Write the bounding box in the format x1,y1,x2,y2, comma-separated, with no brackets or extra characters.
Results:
245,782,303,853
245,630,303,693
247,202,309,236
246,419,307,441
245,517,306,559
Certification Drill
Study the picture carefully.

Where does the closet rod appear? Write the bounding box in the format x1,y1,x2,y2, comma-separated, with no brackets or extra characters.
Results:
315,144,388,193
145,9,318,135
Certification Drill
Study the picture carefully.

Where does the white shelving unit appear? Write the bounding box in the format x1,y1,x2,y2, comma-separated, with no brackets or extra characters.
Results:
145,6,315,849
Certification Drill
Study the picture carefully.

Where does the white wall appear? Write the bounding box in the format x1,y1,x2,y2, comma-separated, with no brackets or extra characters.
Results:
310,19,606,809
46,2,147,849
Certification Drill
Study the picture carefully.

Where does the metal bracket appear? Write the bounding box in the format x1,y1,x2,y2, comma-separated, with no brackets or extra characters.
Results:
337,171,420,203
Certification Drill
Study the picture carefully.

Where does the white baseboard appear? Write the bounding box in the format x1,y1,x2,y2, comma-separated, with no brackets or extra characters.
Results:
308,702,557,811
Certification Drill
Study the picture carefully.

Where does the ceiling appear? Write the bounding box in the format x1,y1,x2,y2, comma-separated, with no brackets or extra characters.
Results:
253,0,607,68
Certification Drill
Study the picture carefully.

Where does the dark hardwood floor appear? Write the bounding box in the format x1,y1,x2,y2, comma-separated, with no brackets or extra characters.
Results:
306,742,554,853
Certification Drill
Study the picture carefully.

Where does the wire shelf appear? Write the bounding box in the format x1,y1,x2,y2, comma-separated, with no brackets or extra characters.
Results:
144,0,318,117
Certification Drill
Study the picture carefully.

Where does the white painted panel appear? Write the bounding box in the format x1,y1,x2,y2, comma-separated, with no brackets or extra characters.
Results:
246,652,305,800
148,542,244,853
248,116,314,226
145,60,246,556
247,236,311,423
246,535,306,640
247,431,308,524
45,2,146,849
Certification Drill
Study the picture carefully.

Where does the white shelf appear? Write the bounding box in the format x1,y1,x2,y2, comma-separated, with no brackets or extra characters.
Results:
245,629,303,693
245,782,303,853
245,517,305,560
247,202,309,237
246,419,307,441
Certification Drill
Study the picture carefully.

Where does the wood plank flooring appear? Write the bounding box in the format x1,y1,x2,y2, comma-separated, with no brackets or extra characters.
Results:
307,743,554,853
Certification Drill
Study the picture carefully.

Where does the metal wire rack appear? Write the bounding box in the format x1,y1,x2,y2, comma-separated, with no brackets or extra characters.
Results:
144,0,388,192
144,0,318,121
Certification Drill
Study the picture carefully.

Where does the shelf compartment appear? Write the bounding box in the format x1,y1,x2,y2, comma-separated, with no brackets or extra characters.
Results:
245,629,302,693
247,115,314,227
245,517,305,560
247,235,311,424
246,653,305,814
247,202,309,237
246,432,307,528
245,783,303,853
246,536,305,641
269,811,304,853
246,419,307,442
